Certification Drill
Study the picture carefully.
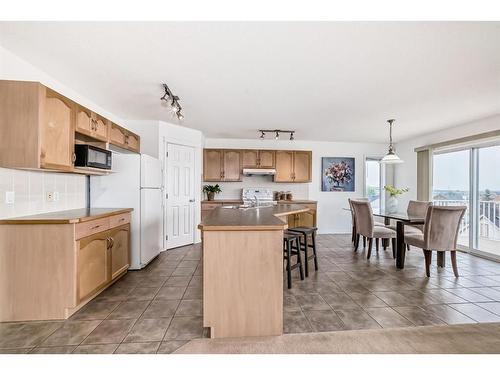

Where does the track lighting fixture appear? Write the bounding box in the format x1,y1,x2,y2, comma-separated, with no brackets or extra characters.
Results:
258,129,296,141
161,83,184,121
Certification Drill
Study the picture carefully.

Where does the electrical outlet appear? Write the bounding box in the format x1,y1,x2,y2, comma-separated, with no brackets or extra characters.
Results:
46,191,55,202
5,191,15,204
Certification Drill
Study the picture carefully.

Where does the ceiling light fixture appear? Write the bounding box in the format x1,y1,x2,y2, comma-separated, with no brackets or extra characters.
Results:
161,83,184,121
380,119,403,164
258,129,296,141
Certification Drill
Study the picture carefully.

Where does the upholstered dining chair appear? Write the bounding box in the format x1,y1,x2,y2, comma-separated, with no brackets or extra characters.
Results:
349,198,386,248
350,200,396,259
387,200,432,250
404,205,467,277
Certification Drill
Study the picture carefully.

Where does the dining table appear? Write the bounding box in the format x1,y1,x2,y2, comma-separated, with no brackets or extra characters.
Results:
373,210,425,269
344,206,426,269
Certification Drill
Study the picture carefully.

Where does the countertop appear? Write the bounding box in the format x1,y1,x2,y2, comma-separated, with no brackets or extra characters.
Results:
0,208,133,224
202,199,317,204
198,204,310,231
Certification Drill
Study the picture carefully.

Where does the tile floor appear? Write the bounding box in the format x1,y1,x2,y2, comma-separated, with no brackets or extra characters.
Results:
1,234,500,354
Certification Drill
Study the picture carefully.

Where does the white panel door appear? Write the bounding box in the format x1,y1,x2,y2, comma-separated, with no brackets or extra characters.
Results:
166,144,195,249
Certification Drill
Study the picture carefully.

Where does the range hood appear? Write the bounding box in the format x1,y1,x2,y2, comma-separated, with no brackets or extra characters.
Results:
242,168,276,176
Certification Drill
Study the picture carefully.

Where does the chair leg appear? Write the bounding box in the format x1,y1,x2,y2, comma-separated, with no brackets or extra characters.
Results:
437,252,445,268
406,244,410,251
376,238,379,252
311,230,319,271
391,238,396,259
351,225,356,243
286,242,292,289
382,238,387,250
303,233,309,278
354,234,360,251
363,236,366,248
423,249,432,277
295,238,304,281
450,251,459,277
367,238,373,259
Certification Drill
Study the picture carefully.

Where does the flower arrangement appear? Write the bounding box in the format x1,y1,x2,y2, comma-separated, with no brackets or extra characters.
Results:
203,184,222,201
324,161,353,188
384,185,409,197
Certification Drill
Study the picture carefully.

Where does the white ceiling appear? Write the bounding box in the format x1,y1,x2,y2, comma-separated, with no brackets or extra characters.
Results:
0,22,499,143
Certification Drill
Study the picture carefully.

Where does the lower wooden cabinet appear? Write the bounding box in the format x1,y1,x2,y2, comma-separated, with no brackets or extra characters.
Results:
78,231,110,302
77,223,130,303
0,211,132,322
283,203,317,228
109,225,130,280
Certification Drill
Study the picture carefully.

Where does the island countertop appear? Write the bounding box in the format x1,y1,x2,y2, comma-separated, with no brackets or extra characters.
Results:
0,208,133,224
198,203,309,231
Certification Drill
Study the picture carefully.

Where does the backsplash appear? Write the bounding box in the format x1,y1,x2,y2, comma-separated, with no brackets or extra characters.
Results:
203,175,310,200
0,167,86,219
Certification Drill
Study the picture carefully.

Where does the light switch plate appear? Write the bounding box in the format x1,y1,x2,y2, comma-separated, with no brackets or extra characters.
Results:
5,191,15,204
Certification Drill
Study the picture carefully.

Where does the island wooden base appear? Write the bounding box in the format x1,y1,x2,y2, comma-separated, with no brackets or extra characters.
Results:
202,229,284,338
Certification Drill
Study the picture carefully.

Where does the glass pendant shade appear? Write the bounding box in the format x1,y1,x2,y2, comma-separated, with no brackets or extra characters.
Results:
380,119,404,164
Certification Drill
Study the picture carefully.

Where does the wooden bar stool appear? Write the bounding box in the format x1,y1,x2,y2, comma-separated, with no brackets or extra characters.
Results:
283,230,304,289
288,226,318,277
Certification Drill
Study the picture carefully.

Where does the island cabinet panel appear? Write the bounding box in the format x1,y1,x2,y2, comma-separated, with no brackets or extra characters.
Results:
109,225,130,280
222,150,242,181
77,231,110,302
274,151,294,182
203,230,283,338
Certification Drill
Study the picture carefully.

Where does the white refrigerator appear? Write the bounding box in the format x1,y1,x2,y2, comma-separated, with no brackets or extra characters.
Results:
90,153,163,269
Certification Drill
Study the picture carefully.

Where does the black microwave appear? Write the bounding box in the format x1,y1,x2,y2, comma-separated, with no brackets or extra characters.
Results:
74,144,112,170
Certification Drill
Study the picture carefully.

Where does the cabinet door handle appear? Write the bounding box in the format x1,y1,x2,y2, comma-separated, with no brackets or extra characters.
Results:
72,153,76,164
91,224,101,230
109,237,114,249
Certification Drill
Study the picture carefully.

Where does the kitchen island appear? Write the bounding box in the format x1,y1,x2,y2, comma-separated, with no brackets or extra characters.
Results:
198,204,310,338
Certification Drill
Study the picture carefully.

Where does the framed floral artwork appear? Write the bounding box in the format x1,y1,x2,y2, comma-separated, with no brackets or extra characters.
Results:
321,157,355,192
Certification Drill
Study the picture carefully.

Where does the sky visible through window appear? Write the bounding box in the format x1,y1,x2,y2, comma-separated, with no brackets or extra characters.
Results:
433,146,500,192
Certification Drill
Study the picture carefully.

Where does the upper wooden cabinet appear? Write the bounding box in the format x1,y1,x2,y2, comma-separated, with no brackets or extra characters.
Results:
0,80,140,174
274,151,312,183
109,122,140,153
203,149,242,182
40,88,76,171
75,105,108,142
242,150,275,168
203,148,311,183
0,81,75,171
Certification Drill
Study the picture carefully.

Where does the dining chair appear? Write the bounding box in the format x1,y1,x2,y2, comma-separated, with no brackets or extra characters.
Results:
348,198,386,248
387,200,432,250
350,200,396,259
404,205,467,277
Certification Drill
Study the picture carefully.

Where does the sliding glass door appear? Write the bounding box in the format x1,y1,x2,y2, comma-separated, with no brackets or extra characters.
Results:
432,149,470,248
432,144,500,258
476,145,500,257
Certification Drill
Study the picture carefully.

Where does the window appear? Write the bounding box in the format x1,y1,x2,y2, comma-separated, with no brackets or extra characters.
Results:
365,158,385,211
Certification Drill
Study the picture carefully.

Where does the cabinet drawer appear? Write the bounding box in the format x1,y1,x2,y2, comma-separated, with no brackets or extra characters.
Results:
75,217,110,240
201,203,221,210
109,213,131,228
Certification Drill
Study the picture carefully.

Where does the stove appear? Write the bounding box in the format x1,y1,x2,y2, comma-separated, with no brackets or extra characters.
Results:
241,188,277,207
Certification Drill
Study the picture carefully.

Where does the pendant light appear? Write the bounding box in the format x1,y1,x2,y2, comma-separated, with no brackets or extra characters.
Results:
381,119,403,164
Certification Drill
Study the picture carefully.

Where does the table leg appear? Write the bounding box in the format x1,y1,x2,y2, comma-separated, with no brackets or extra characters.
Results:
384,218,390,225
396,221,406,269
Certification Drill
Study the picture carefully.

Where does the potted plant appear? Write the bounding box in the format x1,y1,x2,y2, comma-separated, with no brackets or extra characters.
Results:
203,184,222,201
384,185,409,213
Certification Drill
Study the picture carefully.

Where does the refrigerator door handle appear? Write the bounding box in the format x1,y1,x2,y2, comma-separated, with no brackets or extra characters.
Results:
189,199,195,202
